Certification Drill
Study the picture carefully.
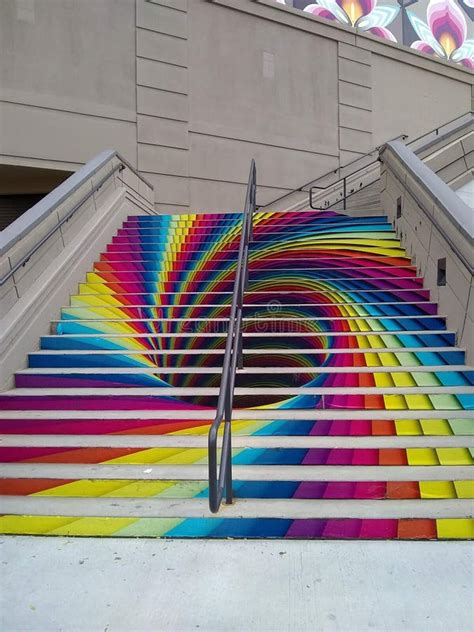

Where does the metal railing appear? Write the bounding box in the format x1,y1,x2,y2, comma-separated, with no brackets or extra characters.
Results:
261,110,473,215
260,134,408,213
308,111,473,213
208,159,256,513
407,110,472,154
0,150,154,287
309,158,382,211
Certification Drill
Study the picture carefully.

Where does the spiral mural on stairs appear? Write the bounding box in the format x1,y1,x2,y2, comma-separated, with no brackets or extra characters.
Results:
0,210,472,539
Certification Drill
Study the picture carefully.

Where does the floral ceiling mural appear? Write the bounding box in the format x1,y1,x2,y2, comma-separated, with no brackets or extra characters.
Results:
275,0,474,68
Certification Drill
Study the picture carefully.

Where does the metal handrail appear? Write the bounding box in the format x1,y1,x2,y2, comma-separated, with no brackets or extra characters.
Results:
208,159,256,513
0,150,154,287
263,110,473,213
261,134,407,210
310,170,380,211
308,111,473,212
406,110,472,152
0,162,123,286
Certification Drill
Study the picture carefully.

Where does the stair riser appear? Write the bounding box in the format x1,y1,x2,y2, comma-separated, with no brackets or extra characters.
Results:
1,445,472,466
69,290,432,307
28,349,467,368
38,335,458,354
99,253,413,267
112,228,395,241
124,213,388,223
0,418,470,437
93,264,418,279
3,515,472,539
15,368,474,389
105,241,405,252
106,243,404,254
2,393,472,411
94,260,416,281
120,216,389,227
3,479,471,500
53,318,448,335
79,278,425,293
59,304,441,320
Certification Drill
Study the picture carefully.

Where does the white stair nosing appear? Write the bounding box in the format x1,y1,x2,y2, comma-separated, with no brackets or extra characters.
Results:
95,265,415,273
4,386,474,396
1,497,471,520
42,330,454,339
17,365,474,375
1,434,472,449
80,286,424,296
0,463,471,481
51,314,448,324
97,262,417,270
109,234,399,243
77,291,428,299
65,301,435,309
1,409,471,420
90,273,419,281
29,346,465,355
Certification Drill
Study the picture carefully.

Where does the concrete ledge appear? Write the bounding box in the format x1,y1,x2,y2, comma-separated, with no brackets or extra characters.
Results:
380,142,474,361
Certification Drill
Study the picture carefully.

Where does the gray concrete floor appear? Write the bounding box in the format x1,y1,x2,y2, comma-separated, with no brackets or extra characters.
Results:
0,536,472,632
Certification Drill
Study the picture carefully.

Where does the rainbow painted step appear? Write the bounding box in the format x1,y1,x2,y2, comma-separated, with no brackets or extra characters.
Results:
1,210,472,540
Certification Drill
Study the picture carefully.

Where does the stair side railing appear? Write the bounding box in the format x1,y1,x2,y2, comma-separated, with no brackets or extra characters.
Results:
309,111,473,212
208,159,256,513
0,150,155,292
259,110,472,214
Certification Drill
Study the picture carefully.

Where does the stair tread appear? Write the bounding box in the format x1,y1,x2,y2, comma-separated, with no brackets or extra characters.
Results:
1,434,472,448
2,496,471,519
28,346,466,354
1,409,471,419
44,330,453,337
4,385,474,396
1,463,472,480
17,365,474,374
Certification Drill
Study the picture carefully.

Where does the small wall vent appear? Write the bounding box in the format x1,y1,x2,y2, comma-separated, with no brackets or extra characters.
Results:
437,257,447,286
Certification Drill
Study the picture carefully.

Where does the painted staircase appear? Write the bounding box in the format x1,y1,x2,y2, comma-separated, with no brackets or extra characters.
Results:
1,209,473,539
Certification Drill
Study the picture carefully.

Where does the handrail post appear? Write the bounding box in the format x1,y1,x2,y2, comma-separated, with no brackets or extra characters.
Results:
225,424,233,505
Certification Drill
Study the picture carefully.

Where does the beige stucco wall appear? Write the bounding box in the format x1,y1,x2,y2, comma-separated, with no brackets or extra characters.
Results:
0,0,472,213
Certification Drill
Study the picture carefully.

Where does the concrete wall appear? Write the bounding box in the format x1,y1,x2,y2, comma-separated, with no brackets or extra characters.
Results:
0,0,472,213
0,0,137,169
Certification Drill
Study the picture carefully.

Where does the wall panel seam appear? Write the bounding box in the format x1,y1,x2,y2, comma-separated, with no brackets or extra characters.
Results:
338,54,372,67
338,100,372,113
136,54,188,70
141,171,295,191
136,83,188,96
134,25,187,41
0,99,136,124
145,0,187,13
136,111,188,124
337,79,373,90
188,130,340,158
137,140,188,150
